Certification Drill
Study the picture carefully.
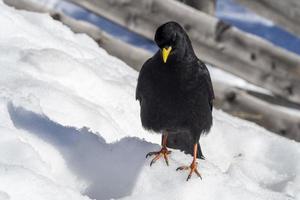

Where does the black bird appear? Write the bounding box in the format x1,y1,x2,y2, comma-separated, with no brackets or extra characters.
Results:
136,21,214,181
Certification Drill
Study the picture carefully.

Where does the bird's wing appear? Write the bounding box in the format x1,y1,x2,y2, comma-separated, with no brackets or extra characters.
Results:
135,58,152,102
198,60,215,110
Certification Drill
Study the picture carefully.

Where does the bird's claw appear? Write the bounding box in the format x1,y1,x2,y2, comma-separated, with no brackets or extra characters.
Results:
176,161,202,181
176,166,189,171
146,147,171,166
145,152,155,158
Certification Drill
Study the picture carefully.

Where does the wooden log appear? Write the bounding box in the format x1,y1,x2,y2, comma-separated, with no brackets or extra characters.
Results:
177,0,216,15
3,0,48,12
5,0,300,141
214,82,300,141
3,0,151,71
236,0,300,38
55,14,151,71
64,0,300,103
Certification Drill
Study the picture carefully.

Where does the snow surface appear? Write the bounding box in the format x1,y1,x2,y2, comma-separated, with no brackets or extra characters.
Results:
0,2,300,200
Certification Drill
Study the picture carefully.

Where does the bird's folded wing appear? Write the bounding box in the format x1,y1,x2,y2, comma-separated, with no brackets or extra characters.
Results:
198,60,215,110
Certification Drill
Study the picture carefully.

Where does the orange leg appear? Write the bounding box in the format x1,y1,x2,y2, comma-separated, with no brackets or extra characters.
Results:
176,143,202,181
146,133,171,166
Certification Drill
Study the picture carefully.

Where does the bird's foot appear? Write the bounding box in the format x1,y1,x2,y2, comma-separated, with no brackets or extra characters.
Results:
176,161,202,181
146,147,171,166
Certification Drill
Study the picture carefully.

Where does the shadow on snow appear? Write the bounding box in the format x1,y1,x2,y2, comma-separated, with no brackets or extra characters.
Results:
7,103,157,200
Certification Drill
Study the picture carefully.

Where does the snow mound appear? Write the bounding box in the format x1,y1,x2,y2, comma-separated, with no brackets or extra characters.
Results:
0,2,299,200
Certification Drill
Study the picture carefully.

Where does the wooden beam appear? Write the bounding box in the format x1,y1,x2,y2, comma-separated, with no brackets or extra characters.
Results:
64,0,300,103
214,82,300,141
236,0,300,38
55,14,151,71
177,0,216,15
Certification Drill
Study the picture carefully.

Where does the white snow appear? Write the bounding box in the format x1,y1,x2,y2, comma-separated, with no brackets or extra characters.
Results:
0,1,299,200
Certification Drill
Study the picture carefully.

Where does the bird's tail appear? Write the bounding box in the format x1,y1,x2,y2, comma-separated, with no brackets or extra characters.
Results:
166,133,205,159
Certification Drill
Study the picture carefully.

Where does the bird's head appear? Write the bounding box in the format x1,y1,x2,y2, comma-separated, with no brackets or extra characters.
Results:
154,21,195,64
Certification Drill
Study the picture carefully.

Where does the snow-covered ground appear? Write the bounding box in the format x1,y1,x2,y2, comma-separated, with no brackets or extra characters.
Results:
0,2,300,200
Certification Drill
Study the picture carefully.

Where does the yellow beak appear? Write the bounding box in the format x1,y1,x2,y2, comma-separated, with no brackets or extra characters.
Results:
162,47,172,63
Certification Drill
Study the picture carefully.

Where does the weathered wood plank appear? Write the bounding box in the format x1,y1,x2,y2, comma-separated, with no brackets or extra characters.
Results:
214,82,300,141
177,0,216,15
57,14,151,71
